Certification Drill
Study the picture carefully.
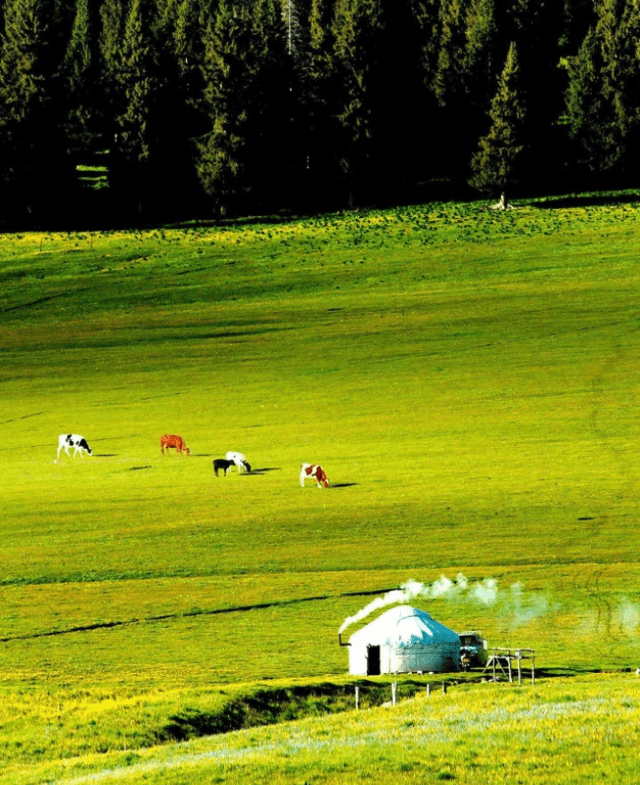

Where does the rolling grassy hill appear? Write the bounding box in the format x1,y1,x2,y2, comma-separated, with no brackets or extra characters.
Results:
1,194,640,782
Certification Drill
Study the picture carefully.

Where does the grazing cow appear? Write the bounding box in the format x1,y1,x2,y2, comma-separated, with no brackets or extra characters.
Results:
160,434,190,456
300,463,329,488
226,451,251,473
57,434,92,459
213,458,235,476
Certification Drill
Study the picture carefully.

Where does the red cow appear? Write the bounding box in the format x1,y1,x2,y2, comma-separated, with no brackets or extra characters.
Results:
300,463,329,488
160,434,190,456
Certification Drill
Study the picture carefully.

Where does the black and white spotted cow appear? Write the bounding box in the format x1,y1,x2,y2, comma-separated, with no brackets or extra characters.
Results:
57,433,93,459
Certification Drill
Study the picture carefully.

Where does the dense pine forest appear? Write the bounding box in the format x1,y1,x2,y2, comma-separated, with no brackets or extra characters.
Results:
0,0,638,226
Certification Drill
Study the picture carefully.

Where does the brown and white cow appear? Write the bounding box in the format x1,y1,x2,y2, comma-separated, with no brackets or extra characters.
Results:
300,463,329,488
160,434,190,456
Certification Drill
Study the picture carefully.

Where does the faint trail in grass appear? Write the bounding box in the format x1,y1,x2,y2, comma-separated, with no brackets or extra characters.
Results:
361,315,640,364
0,587,395,644
1,289,88,313
139,391,185,401
0,411,44,425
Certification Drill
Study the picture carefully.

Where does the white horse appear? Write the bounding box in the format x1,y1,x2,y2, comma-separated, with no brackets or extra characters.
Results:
226,451,251,473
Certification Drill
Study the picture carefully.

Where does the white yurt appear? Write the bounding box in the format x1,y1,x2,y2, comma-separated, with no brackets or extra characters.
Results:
346,605,461,675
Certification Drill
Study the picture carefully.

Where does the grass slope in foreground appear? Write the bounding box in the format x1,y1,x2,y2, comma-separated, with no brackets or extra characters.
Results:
2,674,639,785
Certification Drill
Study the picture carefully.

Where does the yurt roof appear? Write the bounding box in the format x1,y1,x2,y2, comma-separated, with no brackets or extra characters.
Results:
348,605,460,647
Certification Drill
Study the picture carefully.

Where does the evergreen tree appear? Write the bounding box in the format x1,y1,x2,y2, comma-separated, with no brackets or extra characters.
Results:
495,0,565,189
172,0,210,93
304,0,340,207
426,0,499,113
99,0,127,96
469,41,527,207
196,0,295,215
109,0,190,216
0,0,72,220
250,0,296,209
372,0,426,201
281,0,305,57
308,0,332,64
154,0,207,214
602,0,640,179
561,0,595,55
197,0,258,215
0,0,638,225
432,0,468,106
330,0,386,206
62,0,101,162
409,0,442,83
412,0,499,184
99,0,127,170
565,0,640,181
565,26,617,175
109,0,160,213
197,0,243,215
465,0,497,78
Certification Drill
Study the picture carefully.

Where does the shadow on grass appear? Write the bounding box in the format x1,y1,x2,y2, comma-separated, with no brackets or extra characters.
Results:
128,465,152,471
331,483,358,489
247,467,282,475
531,191,640,209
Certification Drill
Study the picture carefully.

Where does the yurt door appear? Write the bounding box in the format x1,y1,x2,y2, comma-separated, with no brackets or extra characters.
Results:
366,645,381,675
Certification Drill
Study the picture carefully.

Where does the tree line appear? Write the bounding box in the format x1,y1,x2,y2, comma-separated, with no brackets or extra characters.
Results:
0,0,639,225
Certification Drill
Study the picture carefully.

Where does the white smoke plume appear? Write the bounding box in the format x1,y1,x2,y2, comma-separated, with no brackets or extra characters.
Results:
615,599,640,636
339,573,499,634
506,582,549,628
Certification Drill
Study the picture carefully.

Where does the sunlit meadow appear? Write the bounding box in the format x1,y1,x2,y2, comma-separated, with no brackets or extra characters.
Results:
2,194,640,782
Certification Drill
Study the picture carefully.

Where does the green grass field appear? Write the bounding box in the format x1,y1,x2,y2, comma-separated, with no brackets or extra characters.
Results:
2,195,640,782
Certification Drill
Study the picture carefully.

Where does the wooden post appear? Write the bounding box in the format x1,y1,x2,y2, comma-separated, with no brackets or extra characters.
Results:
392,682,397,706
355,685,359,710
517,652,522,686
531,652,536,685
426,683,432,698
442,682,448,695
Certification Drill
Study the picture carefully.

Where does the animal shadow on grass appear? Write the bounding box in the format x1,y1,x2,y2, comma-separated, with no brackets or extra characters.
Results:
129,465,152,471
330,483,358,489
247,467,282,475
95,453,118,458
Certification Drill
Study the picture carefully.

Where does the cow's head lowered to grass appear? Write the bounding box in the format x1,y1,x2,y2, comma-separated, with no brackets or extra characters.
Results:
300,463,329,488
